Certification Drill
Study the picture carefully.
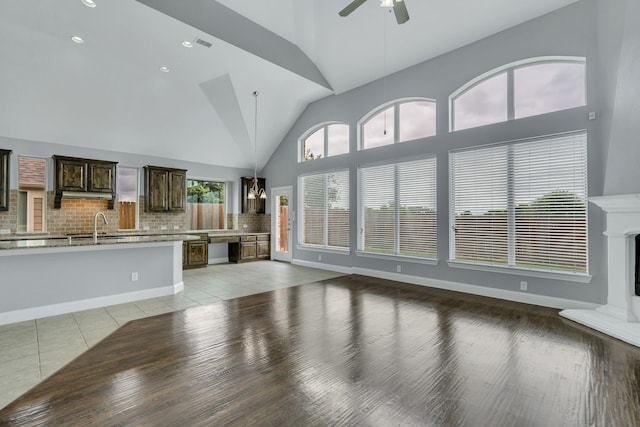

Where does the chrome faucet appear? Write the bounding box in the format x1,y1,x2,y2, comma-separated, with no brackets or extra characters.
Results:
93,211,108,244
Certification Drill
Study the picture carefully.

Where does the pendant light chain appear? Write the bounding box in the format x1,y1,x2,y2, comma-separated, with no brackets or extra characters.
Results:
248,90,266,200
253,90,258,180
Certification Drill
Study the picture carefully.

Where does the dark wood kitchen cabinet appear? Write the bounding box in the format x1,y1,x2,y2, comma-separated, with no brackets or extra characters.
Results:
183,234,209,269
228,234,270,263
53,155,117,209
256,234,270,259
144,166,186,212
0,149,11,211
241,176,266,214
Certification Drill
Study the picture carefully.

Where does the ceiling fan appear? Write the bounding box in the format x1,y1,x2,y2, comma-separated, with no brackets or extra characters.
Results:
339,0,410,25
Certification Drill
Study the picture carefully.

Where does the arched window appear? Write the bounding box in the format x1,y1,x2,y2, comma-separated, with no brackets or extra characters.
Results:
450,57,586,131
300,123,349,162
359,98,436,150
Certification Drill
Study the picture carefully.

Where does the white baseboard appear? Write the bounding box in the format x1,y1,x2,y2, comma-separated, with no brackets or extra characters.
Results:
209,257,229,265
350,267,599,310
173,281,184,293
292,259,354,275
0,285,179,326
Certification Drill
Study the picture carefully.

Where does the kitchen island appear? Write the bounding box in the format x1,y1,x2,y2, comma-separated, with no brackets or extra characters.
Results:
0,234,197,325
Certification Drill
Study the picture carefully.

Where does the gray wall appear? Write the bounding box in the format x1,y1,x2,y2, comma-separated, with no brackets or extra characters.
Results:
602,0,640,195
264,0,610,304
0,135,253,214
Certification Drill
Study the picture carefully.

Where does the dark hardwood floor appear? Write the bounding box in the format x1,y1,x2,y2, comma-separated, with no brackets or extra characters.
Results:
2,275,640,426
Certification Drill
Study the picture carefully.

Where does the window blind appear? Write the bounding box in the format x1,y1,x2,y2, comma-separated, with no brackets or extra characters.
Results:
359,157,437,259
299,170,350,250
449,131,588,273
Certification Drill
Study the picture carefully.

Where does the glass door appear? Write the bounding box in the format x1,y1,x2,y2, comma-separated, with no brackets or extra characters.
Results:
271,186,292,262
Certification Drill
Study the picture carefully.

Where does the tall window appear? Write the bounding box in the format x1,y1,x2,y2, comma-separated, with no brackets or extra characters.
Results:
451,57,586,131
187,179,225,230
449,131,588,274
117,167,138,230
360,99,436,150
301,123,349,161
299,170,349,250
17,156,46,232
358,157,437,259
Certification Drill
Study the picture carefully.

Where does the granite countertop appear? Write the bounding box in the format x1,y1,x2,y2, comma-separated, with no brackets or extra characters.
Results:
0,234,198,250
0,229,270,250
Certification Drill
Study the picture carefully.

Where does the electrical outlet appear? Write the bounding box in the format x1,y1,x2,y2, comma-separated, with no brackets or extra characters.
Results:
161,225,168,230
143,226,150,231
242,224,248,229
173,225,180,230
588,111,596,120
318,254,322,261
520,281,528,291
131,272,139,282
0,229,10,235
397,265,401,273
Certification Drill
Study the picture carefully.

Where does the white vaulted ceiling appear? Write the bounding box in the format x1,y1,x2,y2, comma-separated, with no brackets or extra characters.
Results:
0,0,580,169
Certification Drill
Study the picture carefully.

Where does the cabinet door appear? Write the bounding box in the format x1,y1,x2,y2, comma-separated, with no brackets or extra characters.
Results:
57,158,87,191
147,168,168,211
240,241,257,260
187,240,208,267
257,240,270,259
0,150,9,211
168,170,186,212
88,162,116,193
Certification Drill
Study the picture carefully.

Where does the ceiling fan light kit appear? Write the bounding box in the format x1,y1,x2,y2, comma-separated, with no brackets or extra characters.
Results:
339,0,409,25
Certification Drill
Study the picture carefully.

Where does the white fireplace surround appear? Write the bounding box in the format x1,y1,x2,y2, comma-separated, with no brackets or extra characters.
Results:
560,194,640,347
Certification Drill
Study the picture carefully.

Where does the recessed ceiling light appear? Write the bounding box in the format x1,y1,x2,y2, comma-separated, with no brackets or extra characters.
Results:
160,66,170,73
71,36,84,44
182,41,193,48
81,0,96,8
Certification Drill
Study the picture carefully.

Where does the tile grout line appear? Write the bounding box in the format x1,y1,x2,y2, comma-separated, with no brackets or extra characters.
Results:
71,313,90,349
34,320,43,380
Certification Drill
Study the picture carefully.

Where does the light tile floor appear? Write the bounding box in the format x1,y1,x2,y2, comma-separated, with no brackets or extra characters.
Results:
0,261,343,409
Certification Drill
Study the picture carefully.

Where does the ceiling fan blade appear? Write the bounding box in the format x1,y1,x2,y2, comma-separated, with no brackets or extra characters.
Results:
393,0,410,24
339,0,368,17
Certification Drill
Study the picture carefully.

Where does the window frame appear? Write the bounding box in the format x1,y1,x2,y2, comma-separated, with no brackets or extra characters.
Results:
358,97,437,151
297,169,350,252
299,122,350,162
17,155,47,234
186,177,227,231
357,155,438,264
449,56,587,132
448,130,590,282
117,165,139,231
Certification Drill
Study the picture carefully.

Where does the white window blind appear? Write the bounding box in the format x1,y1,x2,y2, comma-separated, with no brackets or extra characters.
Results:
449,131,588,274
299,170,350,250
359,157,437,259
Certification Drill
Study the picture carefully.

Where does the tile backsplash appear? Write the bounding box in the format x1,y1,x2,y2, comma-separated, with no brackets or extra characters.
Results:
0,190,271,236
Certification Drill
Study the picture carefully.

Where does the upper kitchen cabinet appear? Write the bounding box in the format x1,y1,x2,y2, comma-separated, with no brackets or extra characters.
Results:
53,155,117,209
0,149,11,211
144,166,186,212
241,176,266,214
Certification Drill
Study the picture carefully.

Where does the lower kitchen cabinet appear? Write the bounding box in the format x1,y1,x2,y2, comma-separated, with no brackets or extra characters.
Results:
183,234,209,269
229,234,270,263
256,235,270,260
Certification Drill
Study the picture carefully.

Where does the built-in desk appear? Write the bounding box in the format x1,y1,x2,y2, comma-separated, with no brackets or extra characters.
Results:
226,234,270,263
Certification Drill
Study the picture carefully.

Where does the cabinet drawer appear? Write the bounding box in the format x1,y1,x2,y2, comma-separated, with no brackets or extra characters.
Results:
240,235,257,242
257,234,270,241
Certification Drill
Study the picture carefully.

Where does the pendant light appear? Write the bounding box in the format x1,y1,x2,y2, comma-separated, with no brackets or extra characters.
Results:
247,90,266,200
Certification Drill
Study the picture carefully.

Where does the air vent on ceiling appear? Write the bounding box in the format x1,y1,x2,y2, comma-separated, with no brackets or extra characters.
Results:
195,38,212,48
